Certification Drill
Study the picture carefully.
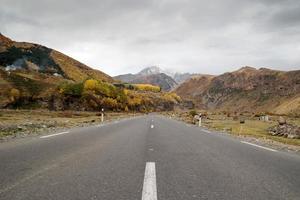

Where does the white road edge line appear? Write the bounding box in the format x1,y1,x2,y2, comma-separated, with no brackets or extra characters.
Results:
40,131,69,139
241,141,278,152
142,162,157,200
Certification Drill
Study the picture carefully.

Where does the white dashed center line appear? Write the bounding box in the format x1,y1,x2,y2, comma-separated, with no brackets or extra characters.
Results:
40,131,69,139
241,141,278,152
142,162,157,200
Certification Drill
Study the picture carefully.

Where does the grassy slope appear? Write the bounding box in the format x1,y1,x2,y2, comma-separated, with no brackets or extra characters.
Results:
50,50,113,82
0,34,113,83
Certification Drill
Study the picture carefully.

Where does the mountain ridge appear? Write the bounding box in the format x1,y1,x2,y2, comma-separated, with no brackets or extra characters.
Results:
175,66,300,116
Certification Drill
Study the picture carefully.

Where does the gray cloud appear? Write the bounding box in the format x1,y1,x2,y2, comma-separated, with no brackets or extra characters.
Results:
1,0,300,75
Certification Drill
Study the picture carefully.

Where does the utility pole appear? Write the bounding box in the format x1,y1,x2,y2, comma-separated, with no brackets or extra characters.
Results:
101,108,104,123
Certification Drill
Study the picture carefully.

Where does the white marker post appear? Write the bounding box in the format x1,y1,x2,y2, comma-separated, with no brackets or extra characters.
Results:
198,113,202,127
101,108,104,123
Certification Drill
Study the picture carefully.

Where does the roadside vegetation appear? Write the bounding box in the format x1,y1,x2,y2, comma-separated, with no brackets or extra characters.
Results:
54,79,181,112
132,84,161,92
0,68,182,112
165,111,300,146
205,117,300,146
0,109,139,139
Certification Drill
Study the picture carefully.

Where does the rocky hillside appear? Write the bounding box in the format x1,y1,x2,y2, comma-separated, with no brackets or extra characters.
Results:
115,66,178,91
0,33,113,83
175,67,300,116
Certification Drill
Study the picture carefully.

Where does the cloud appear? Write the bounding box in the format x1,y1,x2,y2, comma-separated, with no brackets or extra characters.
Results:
1,0,300,76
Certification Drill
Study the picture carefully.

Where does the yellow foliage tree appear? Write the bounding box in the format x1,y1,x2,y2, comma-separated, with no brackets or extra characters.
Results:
133,84,161,92
10,88,21,101
101,97,118,110
84,79,99,92
163,92,182,103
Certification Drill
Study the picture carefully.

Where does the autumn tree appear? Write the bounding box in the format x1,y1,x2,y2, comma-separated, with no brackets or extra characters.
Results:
10,88,21,101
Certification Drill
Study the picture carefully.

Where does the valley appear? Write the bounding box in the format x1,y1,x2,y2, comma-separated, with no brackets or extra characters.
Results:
0,33,299,147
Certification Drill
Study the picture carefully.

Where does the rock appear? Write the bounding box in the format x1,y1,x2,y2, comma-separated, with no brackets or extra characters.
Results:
268,123,300,139
278,116,286,125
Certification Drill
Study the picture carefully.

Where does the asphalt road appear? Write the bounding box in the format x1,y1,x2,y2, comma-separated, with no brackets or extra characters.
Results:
0,115,299,200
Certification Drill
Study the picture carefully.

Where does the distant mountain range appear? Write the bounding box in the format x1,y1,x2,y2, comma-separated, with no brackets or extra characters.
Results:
115,66,200,90
173,72,198,84
114,66,178,91
175,66,300,116
1,33,299,115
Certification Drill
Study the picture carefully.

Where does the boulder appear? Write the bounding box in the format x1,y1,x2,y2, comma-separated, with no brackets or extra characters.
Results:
278,116,286,125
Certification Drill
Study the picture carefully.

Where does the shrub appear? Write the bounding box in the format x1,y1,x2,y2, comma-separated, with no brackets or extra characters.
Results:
127,95,142,109
84,79,99,91
116,89,127,103
133,84,161,92
101,97,118,110
59,82,84,97
189,110,198,117
83,79,118,98
163,92,182,103
10,88,21,101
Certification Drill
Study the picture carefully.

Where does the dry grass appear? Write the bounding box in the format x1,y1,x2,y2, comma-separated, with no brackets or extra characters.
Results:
163,111,300,146
0,109,137,139
204,118,300,146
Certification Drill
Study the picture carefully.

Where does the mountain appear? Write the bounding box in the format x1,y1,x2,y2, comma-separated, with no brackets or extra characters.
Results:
130,73,178,91
0,33,113,83
137,66,198,83
115,66,178,91
175,74,215,101
175,66,300,116
173,72,208,84
138,66,162,76
0,33,113,108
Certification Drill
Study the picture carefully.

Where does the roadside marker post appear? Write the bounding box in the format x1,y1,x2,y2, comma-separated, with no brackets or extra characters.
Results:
101,108,104,123
198,113,202,127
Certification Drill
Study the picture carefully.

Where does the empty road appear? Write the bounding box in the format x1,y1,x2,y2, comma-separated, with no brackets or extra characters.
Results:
0,115,299,200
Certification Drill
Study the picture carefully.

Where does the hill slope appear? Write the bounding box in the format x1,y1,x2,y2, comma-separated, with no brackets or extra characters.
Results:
0,33,113,82
0,33,113,108
175,67,300,116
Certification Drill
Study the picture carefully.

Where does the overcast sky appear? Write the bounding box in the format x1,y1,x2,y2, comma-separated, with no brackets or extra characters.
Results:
1,0,300,76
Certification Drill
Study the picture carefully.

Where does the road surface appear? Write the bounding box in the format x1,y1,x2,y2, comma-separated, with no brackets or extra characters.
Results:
0,115,299,200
